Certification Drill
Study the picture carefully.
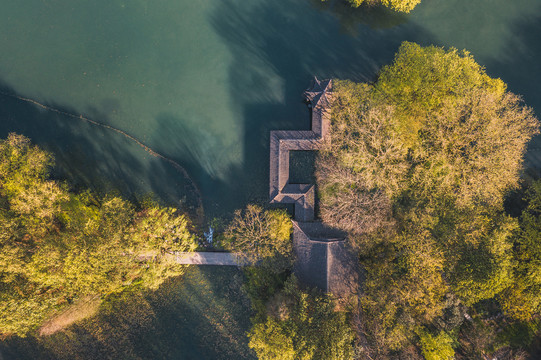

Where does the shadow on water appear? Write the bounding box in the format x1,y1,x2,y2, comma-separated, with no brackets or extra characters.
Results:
149,113,240,217
0,1,436,358
0,83,201,214
0,267,254,360
309,0,410,34
0,86,252,360
486,14,541,179
206,0,432,215
0,0,433,222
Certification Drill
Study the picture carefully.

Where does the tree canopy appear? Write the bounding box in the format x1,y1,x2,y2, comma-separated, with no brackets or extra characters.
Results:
330,0,421,13
222,205,292,271
247,276,355,360
224,207,353,360
501,180,541,321
0,134,197,336
317,42,539,356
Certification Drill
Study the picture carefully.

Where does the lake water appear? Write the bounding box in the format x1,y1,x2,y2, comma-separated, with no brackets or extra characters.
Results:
1,0,541,357
1,0,540,218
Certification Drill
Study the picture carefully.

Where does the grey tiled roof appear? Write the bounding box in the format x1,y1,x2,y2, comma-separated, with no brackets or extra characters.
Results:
292,221,359,297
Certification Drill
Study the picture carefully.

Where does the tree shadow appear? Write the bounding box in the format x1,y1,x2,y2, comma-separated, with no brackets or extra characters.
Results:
0,266,254,360
0,1,438,358
207,0,433,217
0,82,201,214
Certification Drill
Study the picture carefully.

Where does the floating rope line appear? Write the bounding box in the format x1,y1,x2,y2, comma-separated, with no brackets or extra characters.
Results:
0,91,204,220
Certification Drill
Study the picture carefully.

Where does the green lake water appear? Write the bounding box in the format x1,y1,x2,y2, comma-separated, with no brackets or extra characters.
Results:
1,0,541,358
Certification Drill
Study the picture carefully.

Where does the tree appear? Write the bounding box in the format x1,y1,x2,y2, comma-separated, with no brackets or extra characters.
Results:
360,224,448,352
336,0,421,13
317,42,539,354
0,134,197,336
223,205,292,271
501,180,541,320
418,328,455,360
321,42,538,215
247,276,355,360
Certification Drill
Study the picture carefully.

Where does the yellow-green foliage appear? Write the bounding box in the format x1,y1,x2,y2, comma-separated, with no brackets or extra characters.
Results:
323,44,537,215
249,318,296,360
501,181,541,320
376,42,506,147
318,42,539,353
418,329,455,360
223,205,292,271
360,227,449,351
0,134,197,336
345,0,421,13
450,212,516,305
247,276,355,360
323,80,408,197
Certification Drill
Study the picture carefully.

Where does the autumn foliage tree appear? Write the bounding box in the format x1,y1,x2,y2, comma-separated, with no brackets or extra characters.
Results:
317,42,539,355
0,134,197,336
331,0,421,13
247,276,355,360
501,180,541,320
222,205,292,271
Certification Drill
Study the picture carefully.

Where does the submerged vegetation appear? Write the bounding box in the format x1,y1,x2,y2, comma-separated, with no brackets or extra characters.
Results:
0,134,197,336
316,42,540,358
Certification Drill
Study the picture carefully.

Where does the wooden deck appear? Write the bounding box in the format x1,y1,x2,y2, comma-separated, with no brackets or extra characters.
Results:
169,78,360,299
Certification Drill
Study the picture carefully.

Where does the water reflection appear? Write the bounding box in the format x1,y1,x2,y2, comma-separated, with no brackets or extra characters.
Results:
309,0,409,34
410,0,541,63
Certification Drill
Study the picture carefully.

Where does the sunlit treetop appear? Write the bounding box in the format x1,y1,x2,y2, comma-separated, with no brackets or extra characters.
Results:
342,0,421,13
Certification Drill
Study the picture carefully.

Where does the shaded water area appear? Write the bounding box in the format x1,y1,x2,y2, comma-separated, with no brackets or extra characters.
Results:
1,0,541,358
0,267,253,360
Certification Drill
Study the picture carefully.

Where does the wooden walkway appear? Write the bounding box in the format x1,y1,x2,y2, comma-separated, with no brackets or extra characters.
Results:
173,79,358,297
173,252,244,266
